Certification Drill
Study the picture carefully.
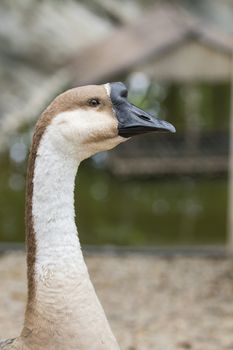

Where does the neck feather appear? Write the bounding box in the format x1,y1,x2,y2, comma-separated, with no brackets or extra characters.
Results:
23,123,119,349
24,125,84,323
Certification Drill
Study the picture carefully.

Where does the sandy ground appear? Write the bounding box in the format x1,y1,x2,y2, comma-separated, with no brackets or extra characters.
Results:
1,252,233,350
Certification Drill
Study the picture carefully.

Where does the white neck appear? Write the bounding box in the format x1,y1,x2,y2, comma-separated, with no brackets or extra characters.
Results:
22,126,119,350
33,134,81,268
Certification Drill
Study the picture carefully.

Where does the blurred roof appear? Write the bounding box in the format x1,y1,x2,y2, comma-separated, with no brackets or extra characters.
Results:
71,2,233,84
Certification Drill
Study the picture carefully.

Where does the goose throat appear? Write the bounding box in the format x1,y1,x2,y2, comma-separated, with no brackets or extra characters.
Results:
25,125,85,324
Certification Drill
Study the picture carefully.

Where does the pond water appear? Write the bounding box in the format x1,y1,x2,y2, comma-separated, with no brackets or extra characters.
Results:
0,155,227,246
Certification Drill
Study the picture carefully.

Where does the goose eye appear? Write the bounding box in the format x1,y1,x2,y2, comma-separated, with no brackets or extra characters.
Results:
88,99,100,107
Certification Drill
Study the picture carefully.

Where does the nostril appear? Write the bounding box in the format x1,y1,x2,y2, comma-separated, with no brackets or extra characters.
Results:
138,114,151,122
120,89,128,98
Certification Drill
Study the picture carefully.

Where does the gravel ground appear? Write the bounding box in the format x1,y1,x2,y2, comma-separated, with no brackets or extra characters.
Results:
1,252,233,350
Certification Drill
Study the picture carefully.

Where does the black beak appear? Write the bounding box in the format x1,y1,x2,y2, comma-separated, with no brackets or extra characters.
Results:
109,82,176,138
117,103,176,137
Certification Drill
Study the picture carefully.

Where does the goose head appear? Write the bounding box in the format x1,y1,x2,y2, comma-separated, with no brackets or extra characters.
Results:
42,81,175,160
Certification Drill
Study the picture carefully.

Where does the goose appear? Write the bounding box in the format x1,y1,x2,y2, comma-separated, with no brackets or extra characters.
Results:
0,82,175,350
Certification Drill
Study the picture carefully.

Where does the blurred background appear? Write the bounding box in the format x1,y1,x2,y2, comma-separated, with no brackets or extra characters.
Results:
2,1,233,349
0,0,233,249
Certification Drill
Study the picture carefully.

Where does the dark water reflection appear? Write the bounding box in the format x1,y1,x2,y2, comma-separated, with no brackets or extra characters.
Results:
0,155,227,246
78,164,227,245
